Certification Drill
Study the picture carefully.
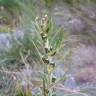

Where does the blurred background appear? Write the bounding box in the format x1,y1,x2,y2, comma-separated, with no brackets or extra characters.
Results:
0,0,96,96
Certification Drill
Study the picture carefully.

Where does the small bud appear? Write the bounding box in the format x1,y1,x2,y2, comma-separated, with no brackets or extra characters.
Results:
50,51,56,56
41,17,46,25
50,46,53,51
44,14,48,21
44,89,49,94
44,14,48,18
42,17,46,23
50,62,55,68
41,15,48,26
52,77,56,83
42,34,47,40
42,57,49,64
40,32,44,37
45,47,49,53
40,32,47,40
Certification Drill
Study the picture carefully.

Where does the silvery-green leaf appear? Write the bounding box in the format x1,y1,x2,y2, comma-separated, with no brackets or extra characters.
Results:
50,28,64,51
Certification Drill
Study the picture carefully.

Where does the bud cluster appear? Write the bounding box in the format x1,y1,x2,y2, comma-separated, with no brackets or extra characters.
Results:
39,15,57,96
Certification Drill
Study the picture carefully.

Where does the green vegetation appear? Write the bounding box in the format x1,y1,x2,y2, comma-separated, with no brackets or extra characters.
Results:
43,0,54,7
0,0,36,29
0,0,96,96
0,25,10,32
63,0,80,6
0,14,65,95
0,14,95,96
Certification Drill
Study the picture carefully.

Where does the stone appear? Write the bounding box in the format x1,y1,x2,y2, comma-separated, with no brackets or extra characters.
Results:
64,74,79,89
72,44,96,84
53,67,65,78
0,33,10,49
68,18,85,33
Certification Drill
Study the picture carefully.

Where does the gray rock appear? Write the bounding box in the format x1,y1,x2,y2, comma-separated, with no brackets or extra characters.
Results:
0,84,2,89
11,29,24,40
64,74,79,89
0,33,10,49
92,25,96,34
53,67,65,78
0,29,24,50
72,44,96,66
68,18,85,33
